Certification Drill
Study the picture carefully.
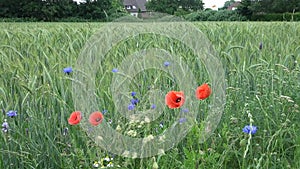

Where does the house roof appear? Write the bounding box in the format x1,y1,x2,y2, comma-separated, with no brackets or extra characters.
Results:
123,0,147,12
227,1,241,10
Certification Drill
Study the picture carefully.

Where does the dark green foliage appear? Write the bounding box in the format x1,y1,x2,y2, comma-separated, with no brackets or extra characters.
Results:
146,0,204,15
0,0,127,21
237,0,300,20
185,10,246,21
251,12,300,21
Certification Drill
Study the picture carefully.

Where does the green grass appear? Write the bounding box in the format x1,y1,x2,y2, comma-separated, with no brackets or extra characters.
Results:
0,22,299,169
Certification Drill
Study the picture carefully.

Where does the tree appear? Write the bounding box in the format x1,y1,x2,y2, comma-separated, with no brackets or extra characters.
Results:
237,0,253,19
220,0,236,10
146,0,204,15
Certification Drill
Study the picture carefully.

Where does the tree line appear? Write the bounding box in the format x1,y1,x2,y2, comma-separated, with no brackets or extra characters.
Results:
0,0,127,21
237,0,300,19
0,0,299,21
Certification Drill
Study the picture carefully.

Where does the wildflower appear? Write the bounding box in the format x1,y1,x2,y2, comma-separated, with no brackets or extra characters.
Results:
131,92,136,97
112,68,118,73
181,108,189,113
259,42,263,50
7,110,17,117
89,111,104,126
93,161,100,168
128,103,135,111
242,125,258,134
102,109,108,114
152,157,159,169
164,61,170,67
130,98,139,105
143,135,154,143
144,117,150,123
116,125,121,131
100,156,114,168
178,118,187,124
107,162,114,167
68,111,82,125
127,130,137,137
63,67,72,75
2,119,8,133
151,104,156,109
108,119,113,124
196,83,211,100
165,91,185,109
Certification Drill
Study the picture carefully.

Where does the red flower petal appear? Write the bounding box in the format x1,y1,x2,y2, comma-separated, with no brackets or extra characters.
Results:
68,111,82,125
89,111,103,126
165,91,185,109
196,83,211,100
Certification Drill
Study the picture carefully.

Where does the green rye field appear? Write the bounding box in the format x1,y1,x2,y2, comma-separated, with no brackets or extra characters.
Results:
0,22,299,169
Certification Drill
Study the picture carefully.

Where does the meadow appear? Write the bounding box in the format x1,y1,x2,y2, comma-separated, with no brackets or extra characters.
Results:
0,22,299,169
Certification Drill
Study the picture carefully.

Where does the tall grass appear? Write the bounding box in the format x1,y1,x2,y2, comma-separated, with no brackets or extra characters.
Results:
0,22,299,169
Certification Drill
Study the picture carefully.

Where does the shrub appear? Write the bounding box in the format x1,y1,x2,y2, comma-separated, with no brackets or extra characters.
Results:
251,12,300,21
185,10,246,21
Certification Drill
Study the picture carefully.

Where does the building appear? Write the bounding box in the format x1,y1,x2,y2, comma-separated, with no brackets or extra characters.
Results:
227,1,241,11
123,0,147,17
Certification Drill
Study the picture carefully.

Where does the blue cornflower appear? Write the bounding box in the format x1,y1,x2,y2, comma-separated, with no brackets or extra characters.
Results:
164,61,170,67
242,125,257,134
102,109,108,114
2,119,8,133
181,108,189,113
151,104,156,109
128,103,135,111
7,110,17,117
63,67,72,74
178,118,187,124
131,92,136,97
130,99,139,105
112,68,118,73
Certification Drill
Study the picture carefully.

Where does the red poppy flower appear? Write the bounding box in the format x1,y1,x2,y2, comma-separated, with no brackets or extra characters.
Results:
196,83,211,100
89,111,104,126
68,111,82,125
165,91,185,109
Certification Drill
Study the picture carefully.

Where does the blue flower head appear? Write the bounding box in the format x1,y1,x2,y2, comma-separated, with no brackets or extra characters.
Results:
178,118,187,124
128,103,135,111
164,61,170,67
242,125,257,134
130,99,139,105
181,108,189,113
63,67,72,74
151,104,156,109
112,68,118,73
102,109,108,114
131,92,136,97
7,110,17,117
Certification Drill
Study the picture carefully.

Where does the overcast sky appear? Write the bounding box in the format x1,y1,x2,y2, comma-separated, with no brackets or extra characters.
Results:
203,0,227,9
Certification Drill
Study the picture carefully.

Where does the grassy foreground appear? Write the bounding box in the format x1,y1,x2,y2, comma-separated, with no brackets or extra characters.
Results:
0,22,299,169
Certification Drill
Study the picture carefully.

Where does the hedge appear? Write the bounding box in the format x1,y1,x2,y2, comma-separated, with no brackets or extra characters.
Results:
251,12,300,21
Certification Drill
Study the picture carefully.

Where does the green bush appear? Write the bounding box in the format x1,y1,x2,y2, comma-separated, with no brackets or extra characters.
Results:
185,10,246,21
251,12,300,21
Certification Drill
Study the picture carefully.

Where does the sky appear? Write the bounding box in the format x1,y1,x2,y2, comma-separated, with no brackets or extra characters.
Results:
203,0,227,9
